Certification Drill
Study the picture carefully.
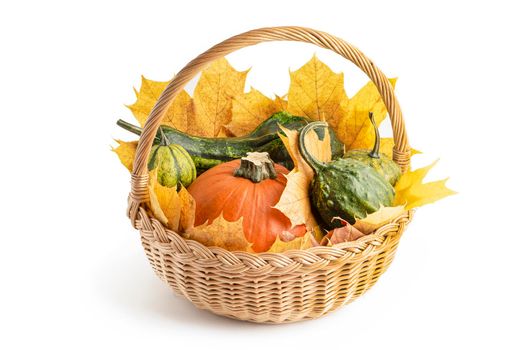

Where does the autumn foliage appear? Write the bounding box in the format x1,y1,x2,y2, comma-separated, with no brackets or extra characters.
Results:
114,55,455,252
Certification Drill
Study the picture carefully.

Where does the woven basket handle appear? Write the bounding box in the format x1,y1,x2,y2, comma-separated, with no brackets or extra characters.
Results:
127,26,410,225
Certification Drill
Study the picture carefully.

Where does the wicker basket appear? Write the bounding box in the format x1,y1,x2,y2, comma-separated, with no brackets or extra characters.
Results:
126,26,413,324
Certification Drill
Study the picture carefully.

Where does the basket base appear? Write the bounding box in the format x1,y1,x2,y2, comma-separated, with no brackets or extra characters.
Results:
185,246,398,323
137,209,411,324
144,234,402,323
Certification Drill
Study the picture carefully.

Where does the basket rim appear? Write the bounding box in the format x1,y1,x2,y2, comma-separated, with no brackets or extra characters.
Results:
136,207,413,274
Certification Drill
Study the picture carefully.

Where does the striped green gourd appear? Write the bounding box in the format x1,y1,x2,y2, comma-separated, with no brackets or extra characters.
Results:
148,136,196,189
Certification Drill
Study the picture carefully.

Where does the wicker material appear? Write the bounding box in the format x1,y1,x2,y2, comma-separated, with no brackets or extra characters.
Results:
126,26,413,323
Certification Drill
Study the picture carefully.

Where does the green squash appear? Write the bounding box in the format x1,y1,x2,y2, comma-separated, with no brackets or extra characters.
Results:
299,122,395,229
344,112,401,186
147,135,196,189
117,111,344,173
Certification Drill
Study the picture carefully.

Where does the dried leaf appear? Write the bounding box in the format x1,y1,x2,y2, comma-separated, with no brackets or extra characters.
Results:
112,140,137,172
226,87,280,136
274,128,313,223
320,218,365,246
184,214,252,252
337,78,397,150
148,170,181,231
127,76,196,133
274,125,331,240
394,160,456,210
178,186,196,232
193,58,248,137
354,205,406,234
267,232,314,253
287,55,347,129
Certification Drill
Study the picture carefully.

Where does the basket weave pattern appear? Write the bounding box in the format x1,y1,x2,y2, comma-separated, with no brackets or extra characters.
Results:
127,27,413,323
136,208,412,323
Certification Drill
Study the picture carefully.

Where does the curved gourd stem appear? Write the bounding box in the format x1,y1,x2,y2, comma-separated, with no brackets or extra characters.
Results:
234,152,277,183
298,122,329,173
158,127,170,146
368,112,381,159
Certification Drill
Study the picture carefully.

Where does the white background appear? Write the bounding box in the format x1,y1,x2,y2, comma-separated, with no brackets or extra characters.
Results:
1,1,523,349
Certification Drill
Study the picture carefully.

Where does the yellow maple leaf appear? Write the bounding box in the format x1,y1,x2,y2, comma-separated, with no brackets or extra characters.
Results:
148,170,182,231
127,76,167,127
127,76,196,133
225,87,281,136
353,205,406,234
379,138,396,159
112,140,137,172
267,232,314,253
184,214,252,252
193,58,248,137
165,90,195,134
380,137,421,159
394,160,456,210
117,56,454,250
287,55,347,129
274,125,331,240
337,78,397,150
274,95,288,111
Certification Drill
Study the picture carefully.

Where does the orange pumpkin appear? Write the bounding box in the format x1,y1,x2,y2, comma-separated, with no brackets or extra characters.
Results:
188,152,306,252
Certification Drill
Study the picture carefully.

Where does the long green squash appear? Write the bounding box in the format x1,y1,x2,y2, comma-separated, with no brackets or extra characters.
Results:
117,111,344,172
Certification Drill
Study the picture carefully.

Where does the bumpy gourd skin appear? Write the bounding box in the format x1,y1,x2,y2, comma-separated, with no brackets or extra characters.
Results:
299,121,396,229
344,150,401,186
310,158,395,228
148,144,196,188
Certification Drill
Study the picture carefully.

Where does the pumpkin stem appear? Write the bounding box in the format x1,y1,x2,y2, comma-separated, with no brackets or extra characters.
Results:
368,112,381,159
234,152,277,183
298,121,328,173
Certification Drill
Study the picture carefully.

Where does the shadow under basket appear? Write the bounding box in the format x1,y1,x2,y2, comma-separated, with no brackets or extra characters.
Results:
126,26,414,324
